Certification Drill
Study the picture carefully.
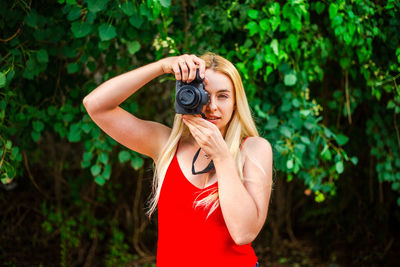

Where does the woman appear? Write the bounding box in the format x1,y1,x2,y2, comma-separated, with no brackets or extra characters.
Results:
83,53,273,267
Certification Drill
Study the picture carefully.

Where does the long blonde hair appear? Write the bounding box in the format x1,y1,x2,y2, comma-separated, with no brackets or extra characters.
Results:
146,52,259,218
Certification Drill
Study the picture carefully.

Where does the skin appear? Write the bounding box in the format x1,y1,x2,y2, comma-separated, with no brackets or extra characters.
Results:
83,54,273,245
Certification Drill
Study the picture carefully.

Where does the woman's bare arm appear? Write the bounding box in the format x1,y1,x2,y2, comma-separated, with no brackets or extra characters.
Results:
215,137,273,245
83,60,171,161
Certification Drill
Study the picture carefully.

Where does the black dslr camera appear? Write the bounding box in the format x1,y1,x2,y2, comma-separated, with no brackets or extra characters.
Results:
175,69,209,115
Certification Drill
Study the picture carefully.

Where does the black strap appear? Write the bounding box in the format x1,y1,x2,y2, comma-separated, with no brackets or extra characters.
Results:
192,148,215,175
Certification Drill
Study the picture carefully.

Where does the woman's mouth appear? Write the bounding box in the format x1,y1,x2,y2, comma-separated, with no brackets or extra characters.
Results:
205,116,220,123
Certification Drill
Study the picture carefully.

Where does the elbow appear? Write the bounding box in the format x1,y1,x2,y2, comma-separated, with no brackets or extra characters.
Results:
82,96,90,109
82,96,96,114
232,232,256,246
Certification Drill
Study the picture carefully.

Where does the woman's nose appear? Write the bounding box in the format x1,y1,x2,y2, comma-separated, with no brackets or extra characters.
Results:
207,97,217,111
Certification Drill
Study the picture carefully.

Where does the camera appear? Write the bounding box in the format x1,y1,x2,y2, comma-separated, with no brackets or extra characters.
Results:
175,69,209,115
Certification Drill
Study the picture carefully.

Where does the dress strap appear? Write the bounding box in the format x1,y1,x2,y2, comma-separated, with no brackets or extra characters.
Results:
240,137,249,151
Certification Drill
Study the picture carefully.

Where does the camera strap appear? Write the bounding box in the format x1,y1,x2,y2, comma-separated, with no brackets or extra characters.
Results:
192,148,215,175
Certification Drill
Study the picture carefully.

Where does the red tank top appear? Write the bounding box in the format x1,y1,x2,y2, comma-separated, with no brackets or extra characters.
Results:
157,142,258,267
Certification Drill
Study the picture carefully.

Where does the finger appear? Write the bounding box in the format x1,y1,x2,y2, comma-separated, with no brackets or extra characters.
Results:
204,76,209,86
184,117,212,136
185,55,197,83
182,114,201,120
172,63,181,80
192,56,206,79
178,58,189,82
185,116,211,126
183,119,202,139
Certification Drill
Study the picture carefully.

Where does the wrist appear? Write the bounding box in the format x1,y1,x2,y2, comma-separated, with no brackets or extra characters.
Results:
212,146,231,164
157,57,176,75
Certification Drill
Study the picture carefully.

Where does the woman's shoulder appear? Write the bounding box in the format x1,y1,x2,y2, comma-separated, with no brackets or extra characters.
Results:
242,136,273,158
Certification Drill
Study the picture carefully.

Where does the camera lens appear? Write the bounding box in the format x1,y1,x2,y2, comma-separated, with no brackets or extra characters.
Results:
177,86,200,108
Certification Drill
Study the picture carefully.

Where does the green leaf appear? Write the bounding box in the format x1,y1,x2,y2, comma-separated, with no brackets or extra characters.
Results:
81,159,91,168
95,176,105,186
67,63,79,74
31,131,41,142
11,147,22,162
350,157,358,165
248,9,259,19
36,49,49,63
279,126,292,138
335,134,349,146
83,151,93,162
82,123,93,134
33,121,45,132
25,10,38,27
118,151,131,163
91,164,101,176
292,98,300,108
315,192,325,202
269,2,280,15
328,3,338,19
67,5,81,21
246,21,259,36
270,39,279,56
264,116,278,130
63,113,74,123
314,2,325,14
99,153,108,164
323,127,334,138
391,182,399,191
87,0,108,13
131,157,144,170
127,41,141,55
259,19,269,31
339,57,351,69
6,140,12,150
129,14,144,29
0,72,6,88
284,74,296,86
321,145,332,160
103,164,111,180
98,24,117,41
286,158,293,169
335,161,344,174
6,70,14,82
86,11,97,23
121,1,135,16
397,197,400,207
159,0,171,8
68,123,81,142
71,21,92,38
10,146,18,156
139,3,152,20
300,136,311,145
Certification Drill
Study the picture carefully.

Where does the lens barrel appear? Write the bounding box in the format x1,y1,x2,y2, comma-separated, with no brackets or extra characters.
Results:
177,86,200,108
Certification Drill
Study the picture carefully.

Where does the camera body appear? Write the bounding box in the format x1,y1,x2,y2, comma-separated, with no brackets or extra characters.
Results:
175,69,209,115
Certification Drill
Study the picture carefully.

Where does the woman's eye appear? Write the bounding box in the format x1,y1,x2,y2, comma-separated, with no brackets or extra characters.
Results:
218,95,228,99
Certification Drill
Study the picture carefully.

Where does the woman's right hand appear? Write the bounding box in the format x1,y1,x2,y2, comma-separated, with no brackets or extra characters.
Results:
159,54,206,83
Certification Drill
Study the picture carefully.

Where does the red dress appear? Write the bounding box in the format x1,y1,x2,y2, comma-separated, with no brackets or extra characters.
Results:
157,150,258,267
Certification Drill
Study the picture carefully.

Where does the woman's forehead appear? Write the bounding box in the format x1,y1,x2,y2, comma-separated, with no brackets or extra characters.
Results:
205,69,233,92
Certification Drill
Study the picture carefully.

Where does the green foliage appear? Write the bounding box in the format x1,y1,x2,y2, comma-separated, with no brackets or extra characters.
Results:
1,0,400,264
104,224,137,267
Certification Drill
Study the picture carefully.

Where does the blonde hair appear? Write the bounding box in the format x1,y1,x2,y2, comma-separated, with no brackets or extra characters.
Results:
146,52,259,218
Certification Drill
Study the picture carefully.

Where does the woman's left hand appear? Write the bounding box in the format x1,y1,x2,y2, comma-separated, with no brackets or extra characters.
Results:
182,115,229,161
